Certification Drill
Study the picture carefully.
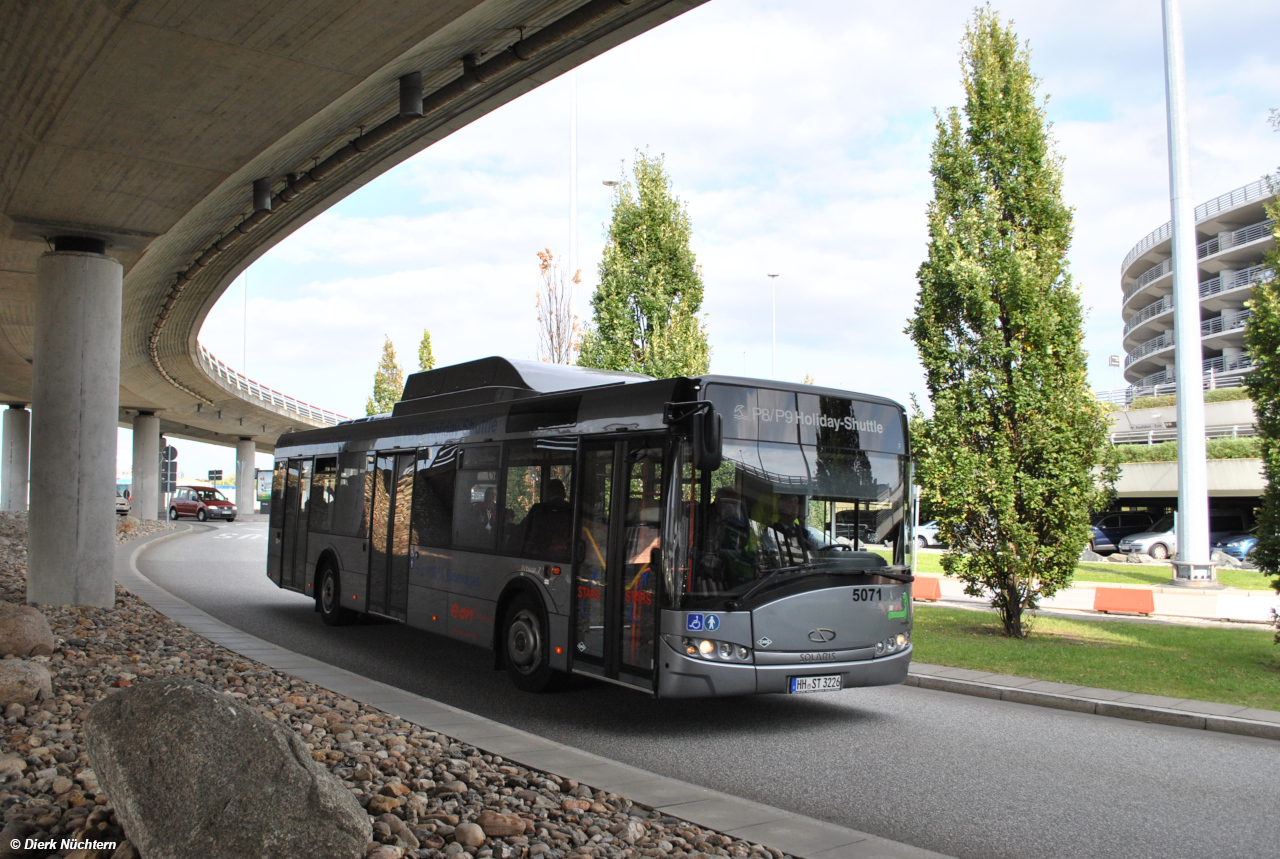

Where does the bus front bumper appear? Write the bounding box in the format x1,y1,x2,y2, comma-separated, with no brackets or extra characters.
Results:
656,639,912,698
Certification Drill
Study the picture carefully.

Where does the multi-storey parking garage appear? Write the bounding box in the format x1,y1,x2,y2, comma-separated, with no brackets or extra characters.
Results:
1121,178,1277,391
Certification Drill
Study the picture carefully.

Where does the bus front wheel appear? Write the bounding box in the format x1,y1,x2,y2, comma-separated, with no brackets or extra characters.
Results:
318,563,354,627
504,593,557,693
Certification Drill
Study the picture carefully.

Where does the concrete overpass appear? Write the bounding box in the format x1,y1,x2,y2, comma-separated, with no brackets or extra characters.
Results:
0,0,705,605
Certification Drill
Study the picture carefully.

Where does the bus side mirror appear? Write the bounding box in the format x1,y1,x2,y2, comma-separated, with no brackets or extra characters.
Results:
692,410,722,472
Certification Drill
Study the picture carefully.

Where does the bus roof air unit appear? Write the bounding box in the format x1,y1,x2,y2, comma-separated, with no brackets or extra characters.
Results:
392,357,651,418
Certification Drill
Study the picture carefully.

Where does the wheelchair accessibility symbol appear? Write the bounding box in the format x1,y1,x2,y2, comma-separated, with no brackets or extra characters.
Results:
686,613,721,632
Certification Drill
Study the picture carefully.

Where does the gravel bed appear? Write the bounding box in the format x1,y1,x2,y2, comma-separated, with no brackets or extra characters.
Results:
0,514,790,859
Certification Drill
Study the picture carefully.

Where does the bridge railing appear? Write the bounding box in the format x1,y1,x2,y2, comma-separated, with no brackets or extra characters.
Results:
197,345,349,427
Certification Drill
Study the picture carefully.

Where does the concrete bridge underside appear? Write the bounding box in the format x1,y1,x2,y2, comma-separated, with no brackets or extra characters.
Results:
0,0,704,604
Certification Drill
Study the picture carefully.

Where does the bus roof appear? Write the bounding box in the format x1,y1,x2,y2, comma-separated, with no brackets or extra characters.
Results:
400,357,651,401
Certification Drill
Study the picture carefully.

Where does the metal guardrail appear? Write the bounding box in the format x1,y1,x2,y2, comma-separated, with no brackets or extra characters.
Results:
1121,177,1274,274
1123,258,1172,304
197,345,349,427
1111,424,1255,445
1125,332,1174,368
1123,221,1276,306
1097,359,1254,408
1197,218,1275,260
1123,296,1174,335
1200,309,1252,337
1122,265,1273,338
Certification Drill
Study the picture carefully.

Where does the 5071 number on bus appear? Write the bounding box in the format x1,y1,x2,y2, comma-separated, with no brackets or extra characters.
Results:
851,587,883,602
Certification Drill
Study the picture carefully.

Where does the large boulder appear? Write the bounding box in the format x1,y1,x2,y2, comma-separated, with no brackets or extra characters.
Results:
84,679,371,859
0,659,51,707
0,603,55,657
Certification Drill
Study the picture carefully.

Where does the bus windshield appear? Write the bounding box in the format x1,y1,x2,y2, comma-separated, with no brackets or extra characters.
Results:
681,384,908,604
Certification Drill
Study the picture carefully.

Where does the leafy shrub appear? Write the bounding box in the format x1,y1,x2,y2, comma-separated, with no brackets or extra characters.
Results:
1114,436,1261,463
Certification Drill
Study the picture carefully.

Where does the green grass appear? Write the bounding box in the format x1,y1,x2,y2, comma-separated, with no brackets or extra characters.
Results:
893,550,1277,591
912,605,1280,711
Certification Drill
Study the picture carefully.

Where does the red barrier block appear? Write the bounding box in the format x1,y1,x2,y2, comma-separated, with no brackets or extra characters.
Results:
913,577,942,602
1093,587,1154,616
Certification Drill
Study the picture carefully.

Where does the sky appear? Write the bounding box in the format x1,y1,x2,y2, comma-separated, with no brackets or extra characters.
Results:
123,0,1280,481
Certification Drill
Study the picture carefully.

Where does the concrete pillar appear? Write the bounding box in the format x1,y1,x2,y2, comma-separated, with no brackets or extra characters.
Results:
28,244,122,608
131,412,160,521
235,437,256,514
2,405,30,512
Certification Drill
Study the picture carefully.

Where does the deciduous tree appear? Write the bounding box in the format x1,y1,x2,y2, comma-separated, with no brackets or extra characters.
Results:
579,151,709,377
418,328,435,372
906,8,1116,637
1243,160,1280,597
535,249,581,364
365,336,404,416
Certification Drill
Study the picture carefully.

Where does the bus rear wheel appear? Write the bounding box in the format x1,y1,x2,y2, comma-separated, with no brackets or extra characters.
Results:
504,593,558,693
318,563,354,627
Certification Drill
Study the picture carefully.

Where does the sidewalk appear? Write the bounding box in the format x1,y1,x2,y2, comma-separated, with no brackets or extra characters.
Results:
911,570,1280,625
906,662,1280,741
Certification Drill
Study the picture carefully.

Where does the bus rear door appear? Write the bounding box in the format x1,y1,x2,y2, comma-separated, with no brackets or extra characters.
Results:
574,437,663,689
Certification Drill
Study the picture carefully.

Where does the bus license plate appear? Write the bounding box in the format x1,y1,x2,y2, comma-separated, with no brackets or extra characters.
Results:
789,675,843,694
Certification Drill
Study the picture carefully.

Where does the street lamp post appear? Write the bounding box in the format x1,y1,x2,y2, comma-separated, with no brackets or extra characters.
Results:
1161,0,1213,584
767,274,779,379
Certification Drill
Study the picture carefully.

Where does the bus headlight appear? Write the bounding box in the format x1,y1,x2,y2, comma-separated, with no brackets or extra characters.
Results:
875,641,885,655
680,638,752,661
896,633,908,648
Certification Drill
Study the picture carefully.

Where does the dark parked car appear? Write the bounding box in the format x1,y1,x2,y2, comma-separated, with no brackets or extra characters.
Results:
1088,512,1154,554
169,485,237,522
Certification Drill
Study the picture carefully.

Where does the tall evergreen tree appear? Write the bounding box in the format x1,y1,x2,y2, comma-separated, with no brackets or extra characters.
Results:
1243,169,1280,595
906,8,1116,637
365,336,404,416
418,328,435,372
578,151,709,377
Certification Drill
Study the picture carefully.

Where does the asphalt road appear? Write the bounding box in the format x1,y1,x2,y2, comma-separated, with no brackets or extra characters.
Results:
137,521,1278,859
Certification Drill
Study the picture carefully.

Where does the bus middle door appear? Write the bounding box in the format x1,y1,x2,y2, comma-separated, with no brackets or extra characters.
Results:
574,437,662,688
367,452,414,620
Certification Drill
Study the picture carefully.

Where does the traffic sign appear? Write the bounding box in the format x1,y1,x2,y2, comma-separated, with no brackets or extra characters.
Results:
208,469,223,482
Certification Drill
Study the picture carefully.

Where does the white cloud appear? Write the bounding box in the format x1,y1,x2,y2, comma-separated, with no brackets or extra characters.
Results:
197,0,1280,417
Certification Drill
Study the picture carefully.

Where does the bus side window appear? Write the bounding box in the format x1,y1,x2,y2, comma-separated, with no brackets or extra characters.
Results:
452,445,501,552
502,440,574,561
412,446,456,548
330,451,370,538
310,457,337,534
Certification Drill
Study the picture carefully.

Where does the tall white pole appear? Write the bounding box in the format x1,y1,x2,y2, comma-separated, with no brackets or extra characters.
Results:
570,71,579,280
1162,0,1213,583
768,273,779,378
241,271,247,372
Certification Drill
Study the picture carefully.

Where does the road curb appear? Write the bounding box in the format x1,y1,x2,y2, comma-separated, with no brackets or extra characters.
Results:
905,670,1280,741
117,524,949,859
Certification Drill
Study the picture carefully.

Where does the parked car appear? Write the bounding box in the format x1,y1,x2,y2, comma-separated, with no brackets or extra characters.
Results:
1212,527,1258,561
1088,511,1154,554
914,521,945,549
115,488,130,516
169,485,236,522
1119,511,1251,560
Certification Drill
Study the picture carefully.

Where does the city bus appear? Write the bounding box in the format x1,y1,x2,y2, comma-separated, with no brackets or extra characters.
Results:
268,357,914,697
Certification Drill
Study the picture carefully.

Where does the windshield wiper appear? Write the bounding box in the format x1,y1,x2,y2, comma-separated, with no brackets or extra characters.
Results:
725,563,808,609
726,563,914,608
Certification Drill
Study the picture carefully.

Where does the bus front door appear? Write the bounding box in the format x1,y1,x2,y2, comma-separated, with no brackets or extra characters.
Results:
367,452,414,620
574,437,662,687
277,458,311,592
